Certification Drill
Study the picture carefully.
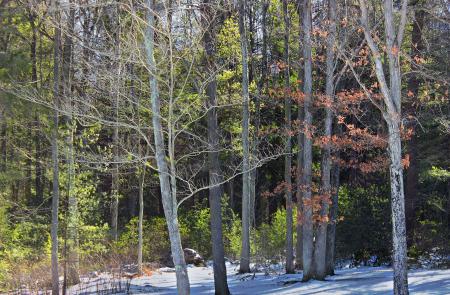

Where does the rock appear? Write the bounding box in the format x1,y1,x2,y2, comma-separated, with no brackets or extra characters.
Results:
183,248,205,266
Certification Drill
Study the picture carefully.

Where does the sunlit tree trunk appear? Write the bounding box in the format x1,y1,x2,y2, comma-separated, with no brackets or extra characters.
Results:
144,1,190,293
359,1,409,293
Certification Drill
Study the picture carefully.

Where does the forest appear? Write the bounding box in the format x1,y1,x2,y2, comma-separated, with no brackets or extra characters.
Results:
0,0,449,294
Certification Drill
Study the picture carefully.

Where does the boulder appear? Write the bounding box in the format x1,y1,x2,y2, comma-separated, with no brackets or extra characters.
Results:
183,248,205,266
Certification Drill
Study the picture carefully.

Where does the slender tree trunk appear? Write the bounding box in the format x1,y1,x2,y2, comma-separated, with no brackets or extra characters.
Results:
50,1,61,293
202,1,230,293
313,0,336,280
248,0,257,228
405,2,424,245
282,0,294,274
0,108,5,172
295,0,304,268
62,2,79,285
144,2,190,294
110,1,121,241
301,0,314,282
201,1,230,293
326,160,339,275
138,164,145,274
238,0,251,274
29,10,43,205
255,0,269,226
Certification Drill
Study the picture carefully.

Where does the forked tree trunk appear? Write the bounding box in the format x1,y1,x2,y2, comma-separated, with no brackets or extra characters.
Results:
282,0,294,274
313,0,336,280
301,0,314,282
50,1,61,293
202,1,230,293
238,0,251,274
144,1,190,294
359,1,409,293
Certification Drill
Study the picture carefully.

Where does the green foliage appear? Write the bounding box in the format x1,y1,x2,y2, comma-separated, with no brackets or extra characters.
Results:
253,208,297,263
117,216,171,263
9,221,50,261
180,206,212,257
79,224,109,258
336,184,392,262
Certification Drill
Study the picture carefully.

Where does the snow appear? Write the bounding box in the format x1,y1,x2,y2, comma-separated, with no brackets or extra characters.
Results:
70,265,450,294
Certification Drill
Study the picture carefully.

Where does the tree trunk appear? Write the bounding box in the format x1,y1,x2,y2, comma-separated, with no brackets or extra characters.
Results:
50,1,61,293
202,1,230,293
326,161,339,275
144,2,190,294
62,2,79,285
301,0,314,282
138,164,145,274
405,3,425,245
238,0,251,274
359,1,409,292
295,0,304,268
110,1,121,241
313,0,336,280
29,10,44,205
282,0,294,274
387,119,409,295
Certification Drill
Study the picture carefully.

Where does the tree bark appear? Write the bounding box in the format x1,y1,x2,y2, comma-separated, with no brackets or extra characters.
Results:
109,1,121,241
62,1,79,285
238,0,251,274
282,0,294,274
50,1,61,293
301,0,314,282
313,0,336,280
359,1,409,293
387,119,409,295
144,1,190,294
295,0,304,269
326,161,339,275
202,1,230,293
138,164,145,274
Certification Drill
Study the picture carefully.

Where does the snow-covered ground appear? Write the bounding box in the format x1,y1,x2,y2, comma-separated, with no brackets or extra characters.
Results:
135,266,450,294
71,264,450,294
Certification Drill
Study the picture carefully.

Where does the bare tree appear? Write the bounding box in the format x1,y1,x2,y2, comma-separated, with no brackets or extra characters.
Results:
144,1,190,293
358,0,409,293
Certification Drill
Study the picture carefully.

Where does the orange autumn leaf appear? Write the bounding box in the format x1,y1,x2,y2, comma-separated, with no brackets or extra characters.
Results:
391,46,399,56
